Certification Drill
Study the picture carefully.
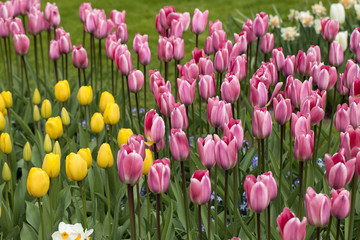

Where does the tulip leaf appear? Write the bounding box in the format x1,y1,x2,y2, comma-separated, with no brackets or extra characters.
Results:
13,173,26,226
161,201,173,240
9,108,35,143
20,222,37,240
25,201,40,234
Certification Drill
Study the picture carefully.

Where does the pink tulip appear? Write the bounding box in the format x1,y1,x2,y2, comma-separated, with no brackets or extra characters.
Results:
198,135,216,169
207,97,232,129
9,18,24,35
329,41,343,67
191,8,208,35
214,48,229,73
158,36,173,62
139,42,151,65
294,131,314,162
171,103,188,130
199,74,216,101
285,76,312,109
307,45,322,65
277,207,307,240
110,10,126,25
253,12,268,37
252,106,272,139
223,118,244,150
149,70,165,96
127,134,146,160
305,187,331,227
199,57,213,75
310,63,337,91
331,188,351,219
157,91,175,117
214,133,237,170
0,2,14,19
169,129,190,162
13,33,29,56
178,59,199,81
260,33,274,54
300,90,326,125
229,55,247,81
350,76,360,98
273,93,292,125
27,9,43,35
296,50,311,76
335,103,350,132
155,14,166,36
94,18,108,40
272,48,285,71
115,22,128,43
344,59,360,87
148,158,171,194
320,18,339,42
221,73,240,104
149,138,165,153
117,146,143,186
350,27,360,53
191,48,205,64
338,73,349,96
282,55,295,77
159,5,176,29
113,43,128,63
212,30,227,52
209,20,222,36
144,109,165,144
79,2,92,23
291,112,311,139
350,97,360,128
84,10,96,34
189,170,211,205
249,78,268,108
244,175,270,213
72,45,88,69
340,126,360,160
49,40,60,60
169,20,183,38
133,33,148,54
325,149,355,189
233,31,248,54
116,50,132,75
250,63,275,89
0,18,10,38
356,153,360,179
58,32,72,54
257,171,277,201
177,78,196,106
105,34,116,59
204,36,214,55
44,2,60,28
128,69,144,93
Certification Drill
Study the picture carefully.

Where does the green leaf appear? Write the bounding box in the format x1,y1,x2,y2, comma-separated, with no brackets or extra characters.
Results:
161,201,173,240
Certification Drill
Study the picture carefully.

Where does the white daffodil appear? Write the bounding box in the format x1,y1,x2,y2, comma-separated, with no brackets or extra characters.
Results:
298,11,314,27
51,222,79,240
314,19,322,34
270,15,281,28
340,0,356,9
312,1,327,16
288,9,299,21
281,27,299,40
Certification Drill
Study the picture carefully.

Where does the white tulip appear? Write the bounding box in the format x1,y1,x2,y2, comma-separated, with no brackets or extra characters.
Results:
335,31,349,51
355,4,360,20
330,3,346,24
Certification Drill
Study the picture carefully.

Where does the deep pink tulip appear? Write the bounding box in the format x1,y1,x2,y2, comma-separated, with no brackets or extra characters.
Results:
214,48,229,73
199,57,213,75
171,103,188,130
144,109,165,144
273,93,292,125
177,78,196,106
291,112,311,139
158,36,173,62
148,158,171,194
149,70,165,96
27,9,43,35
115,22,128,43
207,97,232,129
204,36,214,55
350,76,360,98
133,33,148,54
233,31,248,54
49,40,60,60
170,129,190,162
340,126,360,160
252,106,272,139
338,73,349,96
113,43,129,63
262,61,278,86
228,55,247,81
0,2,14,19
139,42,151,65
294,131,314,162
178,59,199,81
191,48,205,64
344,59,360,87
0,18,10,38
168,19,182,38
253,12,269,37
329,41,344,67
9,18,24,35
72,45,88,69
173,37,184,61
13,33,29,56
325,149,355,189
214,133,237,170
209,20,223,36
350,97,360,128
158,5,176,29
244,175,270,213
212,29,227,52
79,2,92,23
331,188,351,219
284,76,312,109
356,152,360,179
350,27,360,53
272,48,285,71
305,187,331,227
260,33,274,54
320,18,339,42
311,63,338,91
189,170,211,205
223,118,244,150
198,135,216,169
155,14,166,36
127,134,146,160
282,55,295,77
300,90,326,125
117,146,143,186
128,69,144,93
116,50,132,75
296,50,311,76
149,138,165,153
59,32,72,54
356,46,360,64
277,207,307,240
157,91,175,117
221,73,240,104
335,103,350,133
191,8,208,35
199,74,216,101
44,2,60,28
110,10,126,25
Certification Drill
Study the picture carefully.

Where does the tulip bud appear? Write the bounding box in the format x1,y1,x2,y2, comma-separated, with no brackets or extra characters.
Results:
143,149,154,175
104,103,120,125
257,171,278,201
321,18,339,42
244,175,270,213
252,107,272,139
170,129,190,161
294,131,314,162
214,48,229,73
144,110,165,144
117,147,143,186
49,40,61,60
45,116,63,140
41,99,52,119
223,119,244,150
139,42,151,65
0,112,5,131
23,141,32,162
99,91,115,114
33,105,41,122
66,153,88,181
334,103,350,132
204,36,214,55
329,41,344,67
128,70,144,93
171,103,188,131
191,8,209,35
331,188,351,220
173,37,184,61
13,34,30,56
42,153,60,178
253,12,269,37
78,148,92,169
77,86,93,106
1,91,12,108
54,80,70,102
97,143,114,169
207,97,232,129
148,158,170,194
199,74,216,101
214,133,238,170
72,45,88,69
189,170,211,205
44,134,52,153
260,33,274,54
33,88,41,105
198,135,216,169
90,113,104,134
305,187,331,227
277,207,307,240
61,107,70,126
53,141,61,159
0,132,11,154
221,73,240,104
2,162,11,181
27,167,50,198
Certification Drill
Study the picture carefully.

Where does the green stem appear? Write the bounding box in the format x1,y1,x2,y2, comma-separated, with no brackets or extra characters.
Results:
135,93,141,132
156,194,161,240
207,168,211,239
84,106,88,147
257,213,261,240
254,38,260,70
144,64,147,111
325,215,333,240
99,39,103,92
105,169,111,237
198,204,202,240
258,139,261,175
7,154,14,209
224,170,228,239
128,185,136,240
146,176,150,223
5,182,9,210
317,227,320,240
232,167,237,236
54,60,58,83
214,164,218,235
49,180,53,230
33,35,39,88
279,124,284,207
21,56,33,106
336,218,340,240
348,177,358,240
136,183,141,238
267,205,271,240
174,60,178,102
181,161,190,240
327,84,337,153
39,33,46,87
261,139,265,173
79,181,87,228
38,198,45,240
126,75,133,129
298,161,304,218
109,125,114,153
111,60,114,95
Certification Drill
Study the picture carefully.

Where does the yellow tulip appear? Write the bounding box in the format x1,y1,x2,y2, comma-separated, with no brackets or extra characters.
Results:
23,141,32,162
90,112,104,134
33,105,41,122
41,99,52,119
104,103,120,125
45,116,63,140
78,148,92,169
33,88,41,105
61,107,70,126
99,91,115,114
65,153,88,181
0,111,6,131
117,128,134,147
0,95,5,113
53,141,61,159
42,153,60,178
44,134,52,153
77,86,93,106
1,91,12,108
97,143,113,168
2,162,11,181
2,108,6,117
143,149,154,175
0,132,12,154
27,167,50,198
54,80,70,102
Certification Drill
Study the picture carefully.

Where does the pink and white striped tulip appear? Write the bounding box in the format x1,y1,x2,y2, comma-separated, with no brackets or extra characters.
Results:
335,103,350,133
252,106,272,139
331,188,351,219
223,118,244,150
244,174,270,213
171,103,188,130
198,135,216,169
148,158,171,194
214,133,238,170
144,109,165,144
305,187,331,227
189,170,211,205
117,146,144,186
199,74,216,101
191,8,209,35
277,207,307,240
169,129,190,162
207,97,232,129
